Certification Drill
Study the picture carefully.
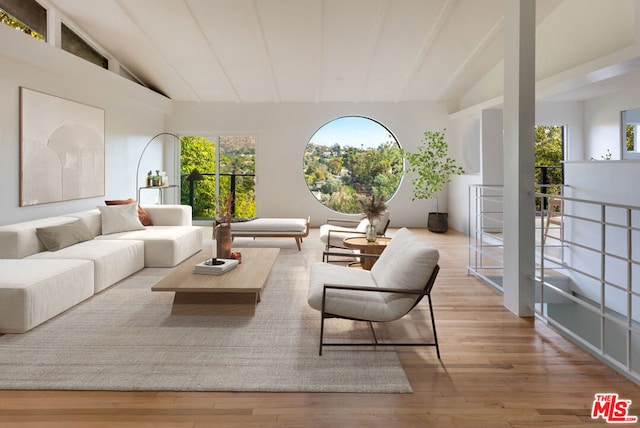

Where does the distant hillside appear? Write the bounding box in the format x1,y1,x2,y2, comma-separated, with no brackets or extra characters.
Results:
220,136,255,154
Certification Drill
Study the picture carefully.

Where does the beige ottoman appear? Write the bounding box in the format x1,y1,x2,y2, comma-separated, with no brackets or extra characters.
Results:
0,259,94,333
229,217,310,250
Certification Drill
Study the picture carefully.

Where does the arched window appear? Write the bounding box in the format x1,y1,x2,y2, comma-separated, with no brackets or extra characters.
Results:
303,116,403,214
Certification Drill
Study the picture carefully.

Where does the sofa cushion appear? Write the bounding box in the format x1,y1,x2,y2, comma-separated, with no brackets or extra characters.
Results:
105,198,153,226
141,205,193,226
36,219,94,251
0,217,77,259
97,204,146,235
27,239,144,293
94,226,202,267
0,259,94,333
64,209,102,237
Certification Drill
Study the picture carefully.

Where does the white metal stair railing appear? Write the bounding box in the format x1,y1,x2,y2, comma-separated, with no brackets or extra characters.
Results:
468,184,640,385
467,185,504,292
535,193,640,385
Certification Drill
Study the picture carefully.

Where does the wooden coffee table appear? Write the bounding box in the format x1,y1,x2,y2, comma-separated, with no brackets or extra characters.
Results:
343,236,392,270
151,247,279,316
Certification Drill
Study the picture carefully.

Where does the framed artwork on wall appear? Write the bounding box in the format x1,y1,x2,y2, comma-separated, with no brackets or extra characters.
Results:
19,87,105,206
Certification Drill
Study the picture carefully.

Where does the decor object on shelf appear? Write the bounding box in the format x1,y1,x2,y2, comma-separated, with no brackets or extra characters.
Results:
135,132,181,201
403,129,464,233
19,87,105,206
358,195,388,242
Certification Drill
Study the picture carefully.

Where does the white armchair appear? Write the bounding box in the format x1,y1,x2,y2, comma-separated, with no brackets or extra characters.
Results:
319,212,390,262
308,227,440,356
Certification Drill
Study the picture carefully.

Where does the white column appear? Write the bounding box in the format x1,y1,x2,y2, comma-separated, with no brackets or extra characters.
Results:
503,0,536,316
46,8,61,48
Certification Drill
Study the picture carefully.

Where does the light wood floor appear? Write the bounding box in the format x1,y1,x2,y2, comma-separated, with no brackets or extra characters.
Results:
0,228,638,427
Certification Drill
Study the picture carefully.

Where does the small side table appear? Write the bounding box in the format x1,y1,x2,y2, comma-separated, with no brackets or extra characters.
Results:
343,236,392,270
137,185,178,204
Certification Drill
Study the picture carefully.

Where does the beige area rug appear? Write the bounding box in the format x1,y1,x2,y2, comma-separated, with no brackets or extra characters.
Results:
0,234,412,393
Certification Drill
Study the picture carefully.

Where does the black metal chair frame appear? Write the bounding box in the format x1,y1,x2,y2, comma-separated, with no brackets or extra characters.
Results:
318,264,440,357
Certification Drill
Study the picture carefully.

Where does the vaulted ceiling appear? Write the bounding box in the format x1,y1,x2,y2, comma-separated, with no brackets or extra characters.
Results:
44,0,583,105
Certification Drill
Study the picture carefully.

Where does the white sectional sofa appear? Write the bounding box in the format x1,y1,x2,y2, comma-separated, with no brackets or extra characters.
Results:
0,204,202,333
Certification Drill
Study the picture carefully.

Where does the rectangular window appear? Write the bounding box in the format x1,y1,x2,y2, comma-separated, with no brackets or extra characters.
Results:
61,23,108,69
535,125,565,211
180,135,256,220
0,0,46,41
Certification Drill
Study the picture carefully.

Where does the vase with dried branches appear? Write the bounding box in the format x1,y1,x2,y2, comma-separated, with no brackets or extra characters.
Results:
358,195,387,242
214,194,234,259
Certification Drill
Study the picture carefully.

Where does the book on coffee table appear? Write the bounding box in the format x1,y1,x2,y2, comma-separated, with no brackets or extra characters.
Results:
193,258,239,275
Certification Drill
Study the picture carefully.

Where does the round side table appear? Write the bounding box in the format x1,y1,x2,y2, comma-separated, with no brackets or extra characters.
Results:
343,236,392,270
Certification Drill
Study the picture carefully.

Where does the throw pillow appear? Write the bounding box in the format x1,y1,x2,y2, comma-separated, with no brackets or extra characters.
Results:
36,219,94,251
97,204,146,235
104,198,153,226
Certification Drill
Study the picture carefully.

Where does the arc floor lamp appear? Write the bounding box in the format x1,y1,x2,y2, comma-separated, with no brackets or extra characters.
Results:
135,132,180,201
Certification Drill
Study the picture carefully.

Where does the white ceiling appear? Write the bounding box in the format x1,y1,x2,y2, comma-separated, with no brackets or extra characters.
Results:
44,0,584,105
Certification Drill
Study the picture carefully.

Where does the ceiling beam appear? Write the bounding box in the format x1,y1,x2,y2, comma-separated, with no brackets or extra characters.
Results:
396,0,457,102
357,0,392,103
113,0,201,101
434,15,504,101
185,0,241,103
249,0,281,103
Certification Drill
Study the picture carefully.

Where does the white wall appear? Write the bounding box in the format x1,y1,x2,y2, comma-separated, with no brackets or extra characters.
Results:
168,101,449,227
536,101,585,161
583,89,640,160
0,25,170,226
0,25,453,229
564,160,640,319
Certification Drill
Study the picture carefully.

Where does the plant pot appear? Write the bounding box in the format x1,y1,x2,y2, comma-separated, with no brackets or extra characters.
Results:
427,212,448,233
215,224,232,259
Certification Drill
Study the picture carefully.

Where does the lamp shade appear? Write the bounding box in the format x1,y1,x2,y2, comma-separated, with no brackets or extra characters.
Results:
186,168,204,182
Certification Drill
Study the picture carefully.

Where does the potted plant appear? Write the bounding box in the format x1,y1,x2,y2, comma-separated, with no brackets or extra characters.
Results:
403,129,464,233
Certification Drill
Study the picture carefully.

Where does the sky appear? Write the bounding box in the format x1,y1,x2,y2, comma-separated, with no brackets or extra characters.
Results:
309,116,397,149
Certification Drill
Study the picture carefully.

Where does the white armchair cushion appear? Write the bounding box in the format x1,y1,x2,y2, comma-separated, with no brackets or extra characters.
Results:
371,228,439,315
372,228,439,292
319,219,368,248
309,263,391,321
